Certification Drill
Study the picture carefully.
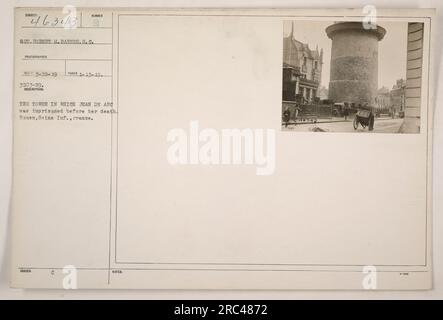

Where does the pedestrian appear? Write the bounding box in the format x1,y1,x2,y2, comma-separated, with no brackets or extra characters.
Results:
283,106,291,128
343,108,349,121
294,106,300,123
369,110,375,131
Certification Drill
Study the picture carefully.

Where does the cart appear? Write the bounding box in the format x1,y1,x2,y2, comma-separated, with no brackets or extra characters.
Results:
353,109,374,131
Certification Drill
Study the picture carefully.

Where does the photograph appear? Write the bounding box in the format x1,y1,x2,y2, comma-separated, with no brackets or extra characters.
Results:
282,20,424,133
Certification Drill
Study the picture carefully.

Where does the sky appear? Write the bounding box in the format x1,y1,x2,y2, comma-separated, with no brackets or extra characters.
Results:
283,20,408,90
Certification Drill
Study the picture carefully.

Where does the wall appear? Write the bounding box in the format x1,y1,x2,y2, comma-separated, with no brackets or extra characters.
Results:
402,22,424,133
328,28,379,105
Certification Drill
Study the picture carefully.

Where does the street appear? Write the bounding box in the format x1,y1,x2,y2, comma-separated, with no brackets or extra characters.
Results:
283,117,405,133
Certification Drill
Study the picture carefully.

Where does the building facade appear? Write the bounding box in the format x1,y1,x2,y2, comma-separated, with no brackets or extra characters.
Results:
402,23,424,133
282,23,323,103
375,79,406,116
390,79,406,115
376,87,391,110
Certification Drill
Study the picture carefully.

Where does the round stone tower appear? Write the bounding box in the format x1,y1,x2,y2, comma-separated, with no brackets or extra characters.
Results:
326,22,386,107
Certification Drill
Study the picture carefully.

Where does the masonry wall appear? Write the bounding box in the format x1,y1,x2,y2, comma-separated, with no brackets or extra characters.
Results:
402,22,424,133
328,29,379,106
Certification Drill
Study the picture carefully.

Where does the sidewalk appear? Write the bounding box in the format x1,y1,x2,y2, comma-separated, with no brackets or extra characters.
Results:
286,117,350,126
285,117,404,133
286,116,398,126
